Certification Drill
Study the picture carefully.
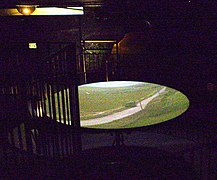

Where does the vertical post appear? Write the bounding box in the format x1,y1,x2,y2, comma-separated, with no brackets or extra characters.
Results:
116,40,119,62
24,122,33,153
112,131,124,147
67,43,82,155
115,40,120,79
106,58,109,82
78,16,86,84
82,40,87,83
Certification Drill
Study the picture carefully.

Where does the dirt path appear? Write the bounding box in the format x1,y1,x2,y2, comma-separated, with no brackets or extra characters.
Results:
81,87,166,126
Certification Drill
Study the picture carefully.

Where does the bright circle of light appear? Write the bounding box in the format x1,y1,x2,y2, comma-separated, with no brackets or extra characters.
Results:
22,8,31,15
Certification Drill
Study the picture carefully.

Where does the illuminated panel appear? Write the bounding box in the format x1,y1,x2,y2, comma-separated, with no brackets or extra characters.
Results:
0,7,84,16
29,43,37,49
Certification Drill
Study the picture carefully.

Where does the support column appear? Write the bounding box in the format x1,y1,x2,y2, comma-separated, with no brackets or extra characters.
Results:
67,44,82,155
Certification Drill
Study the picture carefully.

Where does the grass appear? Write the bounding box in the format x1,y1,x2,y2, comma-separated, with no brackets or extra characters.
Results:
89,87,189,129
79,83,161,120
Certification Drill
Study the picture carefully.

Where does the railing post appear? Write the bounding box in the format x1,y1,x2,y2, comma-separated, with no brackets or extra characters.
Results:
80,40,87,83
116,40,119,63
67,43,82,155
24,122,33,153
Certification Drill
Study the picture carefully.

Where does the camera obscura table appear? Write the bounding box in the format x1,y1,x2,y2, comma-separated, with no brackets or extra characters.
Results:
79,81,189,146
79,81,189,130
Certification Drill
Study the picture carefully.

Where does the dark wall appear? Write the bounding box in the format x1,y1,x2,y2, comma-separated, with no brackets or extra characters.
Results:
0,15,81,42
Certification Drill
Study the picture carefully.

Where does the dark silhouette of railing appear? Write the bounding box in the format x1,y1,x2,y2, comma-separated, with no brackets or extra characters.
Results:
0,42,81,157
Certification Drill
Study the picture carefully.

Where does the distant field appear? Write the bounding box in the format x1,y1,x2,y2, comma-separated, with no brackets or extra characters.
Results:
46,81,189,129
79,82,161,120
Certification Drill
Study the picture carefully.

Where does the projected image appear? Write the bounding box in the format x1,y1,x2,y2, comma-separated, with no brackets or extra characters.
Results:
79,81,189,129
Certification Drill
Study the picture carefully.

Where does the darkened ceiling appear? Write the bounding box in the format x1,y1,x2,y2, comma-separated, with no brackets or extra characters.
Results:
1,0,217,19
0,0,217,43
0,0,103,7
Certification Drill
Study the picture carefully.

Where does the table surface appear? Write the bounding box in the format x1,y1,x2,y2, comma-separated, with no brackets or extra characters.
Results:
79,81,189,129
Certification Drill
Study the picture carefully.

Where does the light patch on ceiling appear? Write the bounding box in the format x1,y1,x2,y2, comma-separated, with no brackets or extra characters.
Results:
84,40,117,43
0,7,84,16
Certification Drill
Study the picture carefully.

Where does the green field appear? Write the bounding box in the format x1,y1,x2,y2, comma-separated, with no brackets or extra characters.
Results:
79,82,161,120
46,81,189,129
89,87,189,129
